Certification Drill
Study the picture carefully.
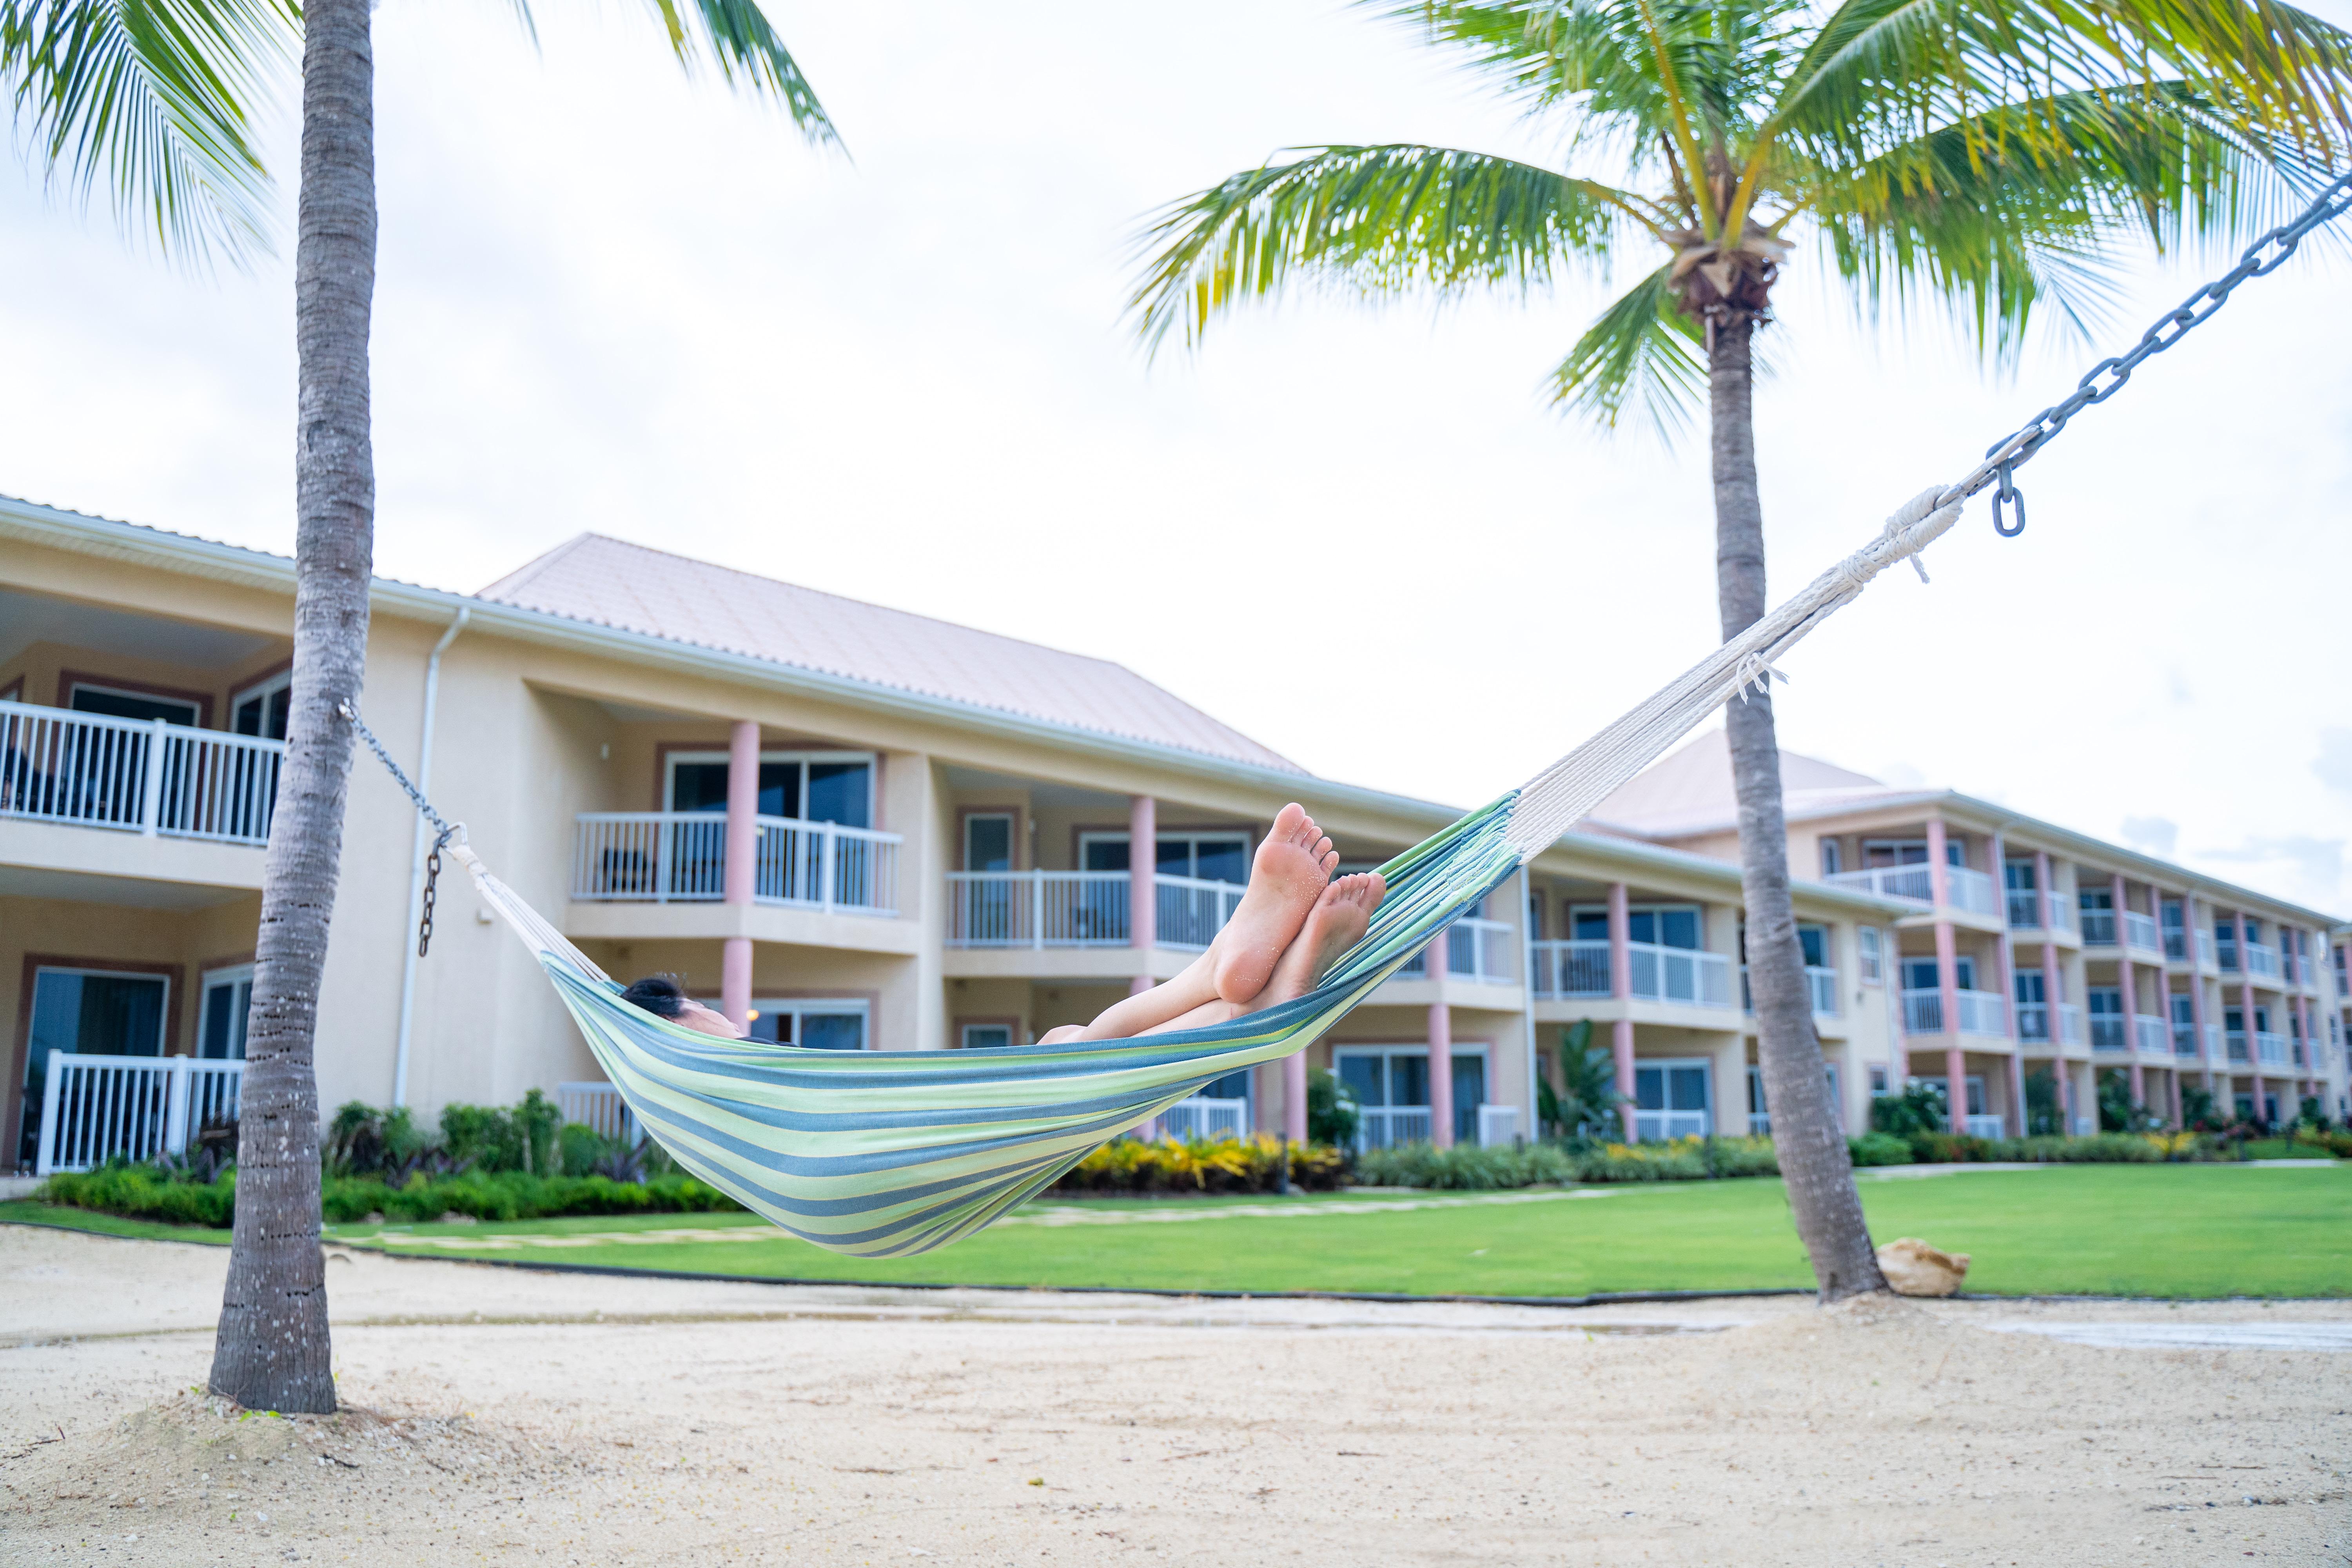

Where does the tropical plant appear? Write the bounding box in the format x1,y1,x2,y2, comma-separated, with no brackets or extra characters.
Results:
2097,1072,2165,1132
1536,1018,1619,1138
1129,0,2352,1301
1306,1065,1361,1146
207,0,839,1416
1869,1081,1945,1138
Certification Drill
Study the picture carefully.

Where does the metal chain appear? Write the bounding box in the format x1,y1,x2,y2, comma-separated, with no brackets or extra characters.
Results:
338,700,464,957
1944,167,2352,531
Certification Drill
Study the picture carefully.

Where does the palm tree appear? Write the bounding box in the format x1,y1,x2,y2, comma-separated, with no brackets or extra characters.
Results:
203,0,838,1414
1131,0,2352,1301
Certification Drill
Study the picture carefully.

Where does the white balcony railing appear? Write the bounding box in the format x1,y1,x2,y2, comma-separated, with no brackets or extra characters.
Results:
0,701,282,846
2123,911,2161,953
2018,1001,2085,1045
1155,875,1246,951
2257,1030,2290,1065
1529,938,1611,998
1634,1109,1711,1142
557,1081,635,1142
2134,1015,2170,1055
2005,889,2073,931
2245,943,2282,981
1475,1104,1520,1148
945,870,1129,947
2171,1023,2201,1059
1626,940,1728,1006
2205,1022,2223,1058
1825,863,1994,915
2080,909,2116,946
1902,987,2009,1038
1356,1107,1433,1149
1738,965,1841,1017
1161,1096,1249,1141
2089,1014,2127,1053
34,1052,244,1175
572,813,900,915
1397,918,1518,985
1964,1114,2006,1139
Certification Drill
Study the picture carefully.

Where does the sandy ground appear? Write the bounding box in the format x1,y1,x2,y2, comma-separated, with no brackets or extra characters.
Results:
1,1225,2347,1566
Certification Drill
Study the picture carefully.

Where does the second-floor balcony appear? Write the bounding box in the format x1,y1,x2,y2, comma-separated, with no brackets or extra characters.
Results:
1737,964,1841,1018
1528,939,1731,1008
2215,939,2283,979
2005,888,2073,933
2016,1000,2083,1045
1,700,282,847
1901,987,2008,1038
1826,862,1995,917
573,812,901,916
1398,917,1517,986
2221,1029,2292,1066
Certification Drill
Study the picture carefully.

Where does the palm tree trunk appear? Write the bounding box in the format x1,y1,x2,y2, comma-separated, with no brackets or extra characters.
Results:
1710,313,1886,1303
208,0,377,1413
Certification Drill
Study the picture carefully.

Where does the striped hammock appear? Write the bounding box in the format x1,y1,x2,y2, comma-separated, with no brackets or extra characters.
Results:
443,488,1964,1256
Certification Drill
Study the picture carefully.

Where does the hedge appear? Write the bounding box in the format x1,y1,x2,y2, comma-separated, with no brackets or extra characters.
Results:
36,1165,742,1228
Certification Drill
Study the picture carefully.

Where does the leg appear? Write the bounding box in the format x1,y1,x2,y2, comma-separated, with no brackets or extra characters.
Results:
1138,873,1387,1038
1039,949,1222,1044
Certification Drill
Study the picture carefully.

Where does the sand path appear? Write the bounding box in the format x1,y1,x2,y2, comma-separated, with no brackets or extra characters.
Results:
2,1223,2346,1565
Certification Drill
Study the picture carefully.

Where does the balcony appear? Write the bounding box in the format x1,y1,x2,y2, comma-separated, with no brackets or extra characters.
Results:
2134,1015,2169,1055
1396,918,1517,986
1738,965,1841,1017
2016,1001,2083,1045
2170,1022,2203,1059
2123,911,2161,953
2244,943,2282,981
1530,940,1729,1007
1,701,282,846
573,812,901,916
1825,863,1996,916
2221,1029,2292,1065
1901,987,2008,1038
2005,888,2072,932
1161,1096,1249,1140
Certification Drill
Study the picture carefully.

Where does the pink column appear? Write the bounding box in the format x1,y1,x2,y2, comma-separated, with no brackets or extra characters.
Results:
1924,822,1964,1129
2237,910,2261,1122
1609,882,1637,1140
2113,873,2143,1111
1990,831,2022,1134
2183,893,2213,1100
1428,1003,1454,1149
2042,935,2068,1128
720,719,759,1029
1283,1053,1308,1144
2296,984,2317,1104
1127,795,1156,995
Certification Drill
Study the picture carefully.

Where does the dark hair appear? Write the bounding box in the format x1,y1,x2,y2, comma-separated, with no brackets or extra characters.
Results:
621,975,688,1018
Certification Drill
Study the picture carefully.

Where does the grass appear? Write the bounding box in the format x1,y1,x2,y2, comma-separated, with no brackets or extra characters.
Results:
7,1165,2345,1298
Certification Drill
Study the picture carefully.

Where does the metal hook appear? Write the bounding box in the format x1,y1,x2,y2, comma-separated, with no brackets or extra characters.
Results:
1991,462,2027,537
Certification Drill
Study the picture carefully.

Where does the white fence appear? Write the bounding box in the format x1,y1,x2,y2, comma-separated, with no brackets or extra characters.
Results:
2005,889,2071,931
557,1081,635,1142
2016,1002,2084,1045
2134,1015,2169,1055
1160,1096,1249,1141
1475,1104,1520,1147
1155,875,1246,951
2244,943,2282,980
2256,1030,2290,1066
1528,939,1610,997
1355,1107,1434,1148
1393,918,1520,984
34,1053,245,1175
945,871,1132,947
0,701,281,845
2123,910,2161,953
1633,1109,1710,1142
1964,1114,2005,1139
571,813,900,915
1826,863,1995,916
1740,964,1840,1017
1901,987,2008,1038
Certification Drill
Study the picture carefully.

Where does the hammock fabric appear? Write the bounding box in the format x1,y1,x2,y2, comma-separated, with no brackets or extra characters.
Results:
441,487,1965,1257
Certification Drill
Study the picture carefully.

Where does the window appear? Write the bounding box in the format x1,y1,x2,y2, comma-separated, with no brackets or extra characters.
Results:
1570,903,1702,949
230,670,292,739
1867,1064,1890,1095
1078,831,1252,884
1864,838,1964,868
1902,957,1976,991
666,751,874,828
69,682,198,726
959,1022,1013,1051
1857,926,1882,984
963,813,1014,872
2003,858,2037,891
1819,840,1842,876
200,965,254,1059
746,998,869,1051
2087,987,2123,1017
2014,971,2045,1004
1797,923,1828,968
20,967,169,1168
1633,1060,1711,1139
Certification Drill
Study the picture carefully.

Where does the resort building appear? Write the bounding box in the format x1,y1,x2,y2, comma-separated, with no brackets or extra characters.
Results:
3,495,2341,1175
1590,737,2352,1134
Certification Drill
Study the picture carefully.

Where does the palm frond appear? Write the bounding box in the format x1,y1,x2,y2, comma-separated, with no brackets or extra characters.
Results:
644,0,837,144
1128,142,1648,352
1546,263,1706,437
0,0,294,260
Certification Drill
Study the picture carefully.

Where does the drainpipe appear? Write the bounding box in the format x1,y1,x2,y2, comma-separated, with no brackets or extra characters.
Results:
392,607,471,1107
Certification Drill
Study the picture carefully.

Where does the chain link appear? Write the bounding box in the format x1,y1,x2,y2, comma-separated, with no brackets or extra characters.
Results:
338,701,464,958
1944,167,2352,530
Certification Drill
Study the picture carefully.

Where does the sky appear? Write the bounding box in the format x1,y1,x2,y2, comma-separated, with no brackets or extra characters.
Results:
2,0,2348,916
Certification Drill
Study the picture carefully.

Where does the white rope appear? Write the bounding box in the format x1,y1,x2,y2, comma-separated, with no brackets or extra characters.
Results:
1502,485,1962,859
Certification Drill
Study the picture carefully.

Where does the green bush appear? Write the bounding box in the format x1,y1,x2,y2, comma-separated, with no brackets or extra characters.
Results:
1871,1083,1946,1137
1051,1136,1347,1194
40,1163,237,1227
38,1163,743,1228
439,1089,561,1175
1354,1142,1580,1190
1305,1069,1358,1147
1847,1131,1913,1167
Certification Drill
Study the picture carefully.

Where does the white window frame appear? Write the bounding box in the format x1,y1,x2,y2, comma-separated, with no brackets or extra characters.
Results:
229,669,292,738
67,680,199,727
1632,1056,1714,1140
1818,839,1843,876
1857,925,1883,985
1078,829,1253,882
664,750,877,825
25,965,171,1077
200,963,255,1060
962,811,1017,872
747,996,872,1051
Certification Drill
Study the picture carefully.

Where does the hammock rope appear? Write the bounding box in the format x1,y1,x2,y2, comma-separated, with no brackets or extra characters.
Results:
340,168,2352,1256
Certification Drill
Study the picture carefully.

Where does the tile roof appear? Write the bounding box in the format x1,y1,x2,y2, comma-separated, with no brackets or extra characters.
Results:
477,534,1305,773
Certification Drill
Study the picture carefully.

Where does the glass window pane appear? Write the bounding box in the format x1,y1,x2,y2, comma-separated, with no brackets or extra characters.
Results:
1155,838,1192,876
1797,925,1826,967
1082,837,1129,872
234,696,264,736
806,763,869,828
71,687,198,725
266,686,290,740
1659,909,1700,950
2013,972,2044,1003
671,761,731,813
1627,911,1656,944
1192,838,1248,886
803,1013,866,1051
1952,958,1976,990
1338,1055,1383,1108
201,981,251,1060
1634,1066,1664,1111
962,1024,1013,1051
1389,1054,1428,1109
965,815,1013,871
1668,1067,1708,1111
1572,910,1608,941
1203,1069,1250,1100
756,762,800,819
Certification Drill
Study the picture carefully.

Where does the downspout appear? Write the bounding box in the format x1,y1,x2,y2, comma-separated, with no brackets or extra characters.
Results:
392,606,470,1107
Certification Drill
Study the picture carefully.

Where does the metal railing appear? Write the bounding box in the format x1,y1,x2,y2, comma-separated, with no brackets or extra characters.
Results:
1155,875,1246,951
2005,889,2073,931
2123,911,2161,953
2164,929,2187,961
2089,1014,2127,1053
1629,941,1733,1007
1902,987,2009,1038
2017,1001,2083,1044
0,701,282,846
557,1081,634,1142
2256,1030,2290,1065
1161,1096,1249,1141
1964,1114,2006,1139
1528,939,1611,998
1475,1104,1520,1148
1633,1109,1710,1142
1397,918,1519,985
945,870,1131,947
2172,1022,2202,1058
33,1052,244,1174
570,813,900,914
1738,965,1841,1017
1825,863,1994,915
1356,1107,1433,1149
2080,908,2116,946
2135,1015,2170,1055
2245,943,2282,980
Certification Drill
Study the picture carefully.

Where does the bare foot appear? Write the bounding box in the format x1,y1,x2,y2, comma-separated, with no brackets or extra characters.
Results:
1249,871,1385,1006
1210,804,1338,1004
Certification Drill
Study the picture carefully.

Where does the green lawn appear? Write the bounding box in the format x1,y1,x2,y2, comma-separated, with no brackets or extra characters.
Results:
12,1164,2342,1298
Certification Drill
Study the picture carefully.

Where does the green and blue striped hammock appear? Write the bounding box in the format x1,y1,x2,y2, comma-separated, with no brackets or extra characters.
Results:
432,491,1962,1256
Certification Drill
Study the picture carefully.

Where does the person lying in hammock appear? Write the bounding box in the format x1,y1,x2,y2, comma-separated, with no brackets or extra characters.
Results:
617,803,1384,1045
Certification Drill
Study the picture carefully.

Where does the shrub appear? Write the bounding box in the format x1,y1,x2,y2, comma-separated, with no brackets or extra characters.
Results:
41,1162,742,1228
1305,1069,1358,1147
439,1089,561,1175
1871,1083,1945,1137
1051,1135,1347,1195
2293,1126,2352,1160
1354,1142,1580,1191
1847,1131,1913,1167
40,1163,237,1227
